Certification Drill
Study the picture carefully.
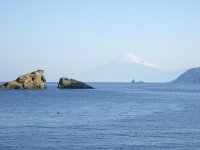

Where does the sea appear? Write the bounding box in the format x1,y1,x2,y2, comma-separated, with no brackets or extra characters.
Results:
0,83,200,150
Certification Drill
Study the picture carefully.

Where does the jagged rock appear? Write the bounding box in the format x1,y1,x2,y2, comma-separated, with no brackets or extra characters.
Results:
57,77,93,89
0,70,46,89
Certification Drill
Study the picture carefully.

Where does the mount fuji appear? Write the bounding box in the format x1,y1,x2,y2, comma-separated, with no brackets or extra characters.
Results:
73,52,184,82
116,52,162,69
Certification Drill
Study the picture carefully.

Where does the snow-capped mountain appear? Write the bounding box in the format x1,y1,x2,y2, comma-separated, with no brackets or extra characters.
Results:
118,52,161,69
72,52,184,82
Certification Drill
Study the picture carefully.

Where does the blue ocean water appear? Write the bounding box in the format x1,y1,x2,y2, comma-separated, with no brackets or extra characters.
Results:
0,83,200,150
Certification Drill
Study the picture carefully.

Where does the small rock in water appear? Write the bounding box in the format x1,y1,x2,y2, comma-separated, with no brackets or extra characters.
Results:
57,77,93,89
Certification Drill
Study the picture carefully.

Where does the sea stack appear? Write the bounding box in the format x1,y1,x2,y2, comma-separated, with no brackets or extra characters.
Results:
57,77,93,89
0,70,46,89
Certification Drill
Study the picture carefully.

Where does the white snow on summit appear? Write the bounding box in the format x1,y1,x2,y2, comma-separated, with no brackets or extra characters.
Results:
120,52,161,69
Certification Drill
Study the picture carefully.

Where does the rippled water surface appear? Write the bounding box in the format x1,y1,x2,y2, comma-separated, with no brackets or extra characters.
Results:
0,83,200,150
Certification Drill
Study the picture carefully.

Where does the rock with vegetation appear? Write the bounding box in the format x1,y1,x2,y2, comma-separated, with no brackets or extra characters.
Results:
172,67,200,84
0,70,46,89
57,77,93,89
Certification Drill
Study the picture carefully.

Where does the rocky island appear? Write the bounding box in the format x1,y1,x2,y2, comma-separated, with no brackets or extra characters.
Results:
0,70,46,89
57,77,93,89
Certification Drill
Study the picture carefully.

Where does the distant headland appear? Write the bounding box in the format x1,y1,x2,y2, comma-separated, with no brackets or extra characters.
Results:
172,67,200,84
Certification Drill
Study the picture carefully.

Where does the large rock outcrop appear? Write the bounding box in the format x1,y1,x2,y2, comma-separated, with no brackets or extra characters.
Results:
172,67,200,84
0,70,46,89
57,77,93,89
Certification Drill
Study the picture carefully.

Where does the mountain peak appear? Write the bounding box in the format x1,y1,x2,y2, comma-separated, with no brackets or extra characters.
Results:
72,52,182,82
119,52,161,69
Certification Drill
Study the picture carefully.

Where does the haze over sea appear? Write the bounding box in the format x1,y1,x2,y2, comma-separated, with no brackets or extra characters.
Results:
0,82,200,150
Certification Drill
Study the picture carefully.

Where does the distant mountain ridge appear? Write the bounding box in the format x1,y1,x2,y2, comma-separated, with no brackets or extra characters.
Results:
172,67,200,84
73,52,184,82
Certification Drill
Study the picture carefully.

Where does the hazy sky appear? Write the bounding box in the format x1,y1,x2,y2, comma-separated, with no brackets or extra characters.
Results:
0,0,200,81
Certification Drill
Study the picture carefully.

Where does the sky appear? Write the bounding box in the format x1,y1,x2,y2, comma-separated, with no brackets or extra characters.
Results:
0,0,200,81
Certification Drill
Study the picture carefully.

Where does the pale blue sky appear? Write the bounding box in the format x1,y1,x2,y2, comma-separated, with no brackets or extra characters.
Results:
0,0,200,81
